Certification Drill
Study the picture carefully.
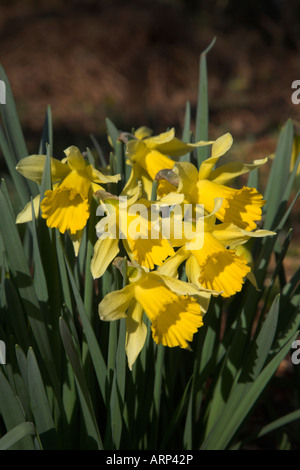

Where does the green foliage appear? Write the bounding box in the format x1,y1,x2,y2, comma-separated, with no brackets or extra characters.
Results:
0,46,300,450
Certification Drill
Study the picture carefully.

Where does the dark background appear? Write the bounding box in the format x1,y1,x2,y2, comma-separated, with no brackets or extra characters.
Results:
0,0,299,156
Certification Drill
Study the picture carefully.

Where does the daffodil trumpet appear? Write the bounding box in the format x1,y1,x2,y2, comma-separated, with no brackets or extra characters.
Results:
98,258,215,370
156,133,268,231
91,186,180,276
158,199,276,297
16,146,121,254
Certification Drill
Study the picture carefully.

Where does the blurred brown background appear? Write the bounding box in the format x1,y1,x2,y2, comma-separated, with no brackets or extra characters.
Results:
0,0,299,159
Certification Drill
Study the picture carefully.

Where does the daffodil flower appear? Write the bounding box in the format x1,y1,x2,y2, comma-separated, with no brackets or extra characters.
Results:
90,185,183,278
158,199,276,297
16,146,120,251
156,133,268,231
98,258,213,370
122,127,214,198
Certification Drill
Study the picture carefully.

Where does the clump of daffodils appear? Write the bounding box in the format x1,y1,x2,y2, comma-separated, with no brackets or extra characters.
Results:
16,127,276,370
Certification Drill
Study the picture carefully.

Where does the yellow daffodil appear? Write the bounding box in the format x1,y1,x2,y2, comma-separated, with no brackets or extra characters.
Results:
158,199,276,297
156,133,268,231
90,185,182,278
122,127,214,198
98,258,213,370
16,146,120,239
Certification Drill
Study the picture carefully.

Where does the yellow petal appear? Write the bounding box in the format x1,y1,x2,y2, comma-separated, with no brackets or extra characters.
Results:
90,166,121,184
134,277,203,348
185,254,202,286
156,273,212,313
197,179,265,230
134,126,153,140
157,247,188,277
68,228,84,257
16,155,70,184
211,223,276,249
209,158,268,185
122,161,153,199
197,249,250,297
91,237,120,278
64,146,86,171
16,194,40,224
150,296,203,348
98,284,135,321
140,149,175,180
144,128,175,148
125,301,147,370
173,161,199,197
41,187,90,234
40,170,92,234
156,179,177,199
127,235,174,270
198,133,233,180
145,129,213,158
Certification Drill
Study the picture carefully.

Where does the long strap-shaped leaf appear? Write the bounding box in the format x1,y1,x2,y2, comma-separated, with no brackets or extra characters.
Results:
59,317,103,450
201,328,298,449
0,422,36,450
195,37,216,167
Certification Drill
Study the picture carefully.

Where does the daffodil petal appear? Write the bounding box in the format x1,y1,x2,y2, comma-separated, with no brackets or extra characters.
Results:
16,155,70,184
134,278,203,348
144,128,175,148
141,149,175,180
98,284,135,321
127,236,174,270
197,179,265,230
134,126,153,140
158,192,185,205
209,158,268,185
155,273,213,312
16,194,41,223
157,247,188,277
64,146,86,171
150,296,203,348
211,223,277,249
122,160,153,199
125,301,147,370
173,161,199,195
91,167,121,184
185,254,202,286
68,228,84,257
198,133,233,180
198,249,250,297
41,187,90,234
91,236,120,278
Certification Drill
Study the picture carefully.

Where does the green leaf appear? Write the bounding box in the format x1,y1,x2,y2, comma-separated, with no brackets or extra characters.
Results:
59,317,103,450
263,119,294,229
39,105,53,155
26,347,58,450
201,329,298,449
180,101,191,162
195,37,216,167
106,117,120,151
0,182,60,399
89,133,107,168
62,240,107,402
0,65,28,161
0,370,35,449
0,422,36,450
